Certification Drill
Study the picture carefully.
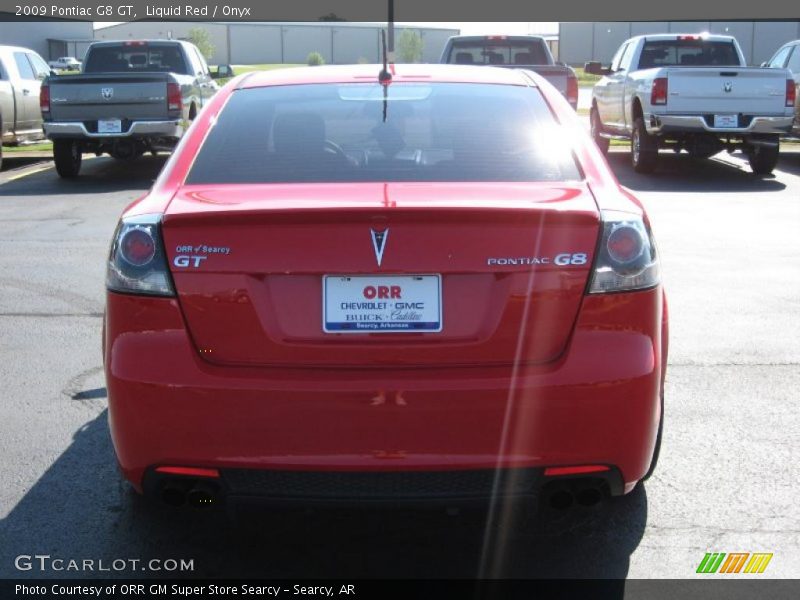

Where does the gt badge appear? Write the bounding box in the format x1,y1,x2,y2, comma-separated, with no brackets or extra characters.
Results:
370,229,389,267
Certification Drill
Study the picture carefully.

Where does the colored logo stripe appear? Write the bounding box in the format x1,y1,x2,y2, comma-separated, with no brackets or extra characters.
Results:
697,553,726,573
744,553,773,574
697,552,773,574
719,553,749,573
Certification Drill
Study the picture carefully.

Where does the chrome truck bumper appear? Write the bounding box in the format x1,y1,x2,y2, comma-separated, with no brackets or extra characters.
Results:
645,114,793,136
43,120,183,140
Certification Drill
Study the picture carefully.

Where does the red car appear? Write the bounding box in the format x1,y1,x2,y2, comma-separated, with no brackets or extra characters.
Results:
103,64,668,510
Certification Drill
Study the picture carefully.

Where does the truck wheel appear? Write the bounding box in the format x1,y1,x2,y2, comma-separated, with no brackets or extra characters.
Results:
631,117,658,173
53,140,82,178
590,107,610,154
747,134,779,176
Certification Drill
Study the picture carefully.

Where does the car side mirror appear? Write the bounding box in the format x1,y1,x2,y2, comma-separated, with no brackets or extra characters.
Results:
212,64,233,79
584,61,610,76
760,61,769,68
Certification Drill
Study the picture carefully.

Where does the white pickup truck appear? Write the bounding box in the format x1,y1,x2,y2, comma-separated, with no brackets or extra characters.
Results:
0,45,50,170
586,34,795,175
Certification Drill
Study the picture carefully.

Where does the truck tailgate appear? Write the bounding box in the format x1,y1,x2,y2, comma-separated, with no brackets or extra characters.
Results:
665,68,787,115
47,73,172,122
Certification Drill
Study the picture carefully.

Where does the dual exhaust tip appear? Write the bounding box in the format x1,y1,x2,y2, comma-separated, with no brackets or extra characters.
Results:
160,481,219,508
544,480,606,510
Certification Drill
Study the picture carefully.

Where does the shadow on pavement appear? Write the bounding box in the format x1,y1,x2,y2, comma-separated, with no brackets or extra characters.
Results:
607,150,787,193
773,149,800,177
0,155,168,197
0,409,647,586
0,156,50,172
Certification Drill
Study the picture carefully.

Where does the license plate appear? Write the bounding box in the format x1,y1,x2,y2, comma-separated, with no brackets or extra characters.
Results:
713,114,738,128
98,119,122,134
323,275,442,333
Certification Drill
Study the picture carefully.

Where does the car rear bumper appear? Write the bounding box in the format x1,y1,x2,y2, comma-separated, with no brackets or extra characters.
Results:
43,120,183,140
105,286,666,500
645,113,793,135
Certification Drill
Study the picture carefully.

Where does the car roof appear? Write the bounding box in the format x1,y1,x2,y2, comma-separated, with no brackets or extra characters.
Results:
239,63,534,88
0,45,42,53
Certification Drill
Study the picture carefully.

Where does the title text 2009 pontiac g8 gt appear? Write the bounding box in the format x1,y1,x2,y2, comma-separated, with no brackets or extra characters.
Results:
103,64,668,510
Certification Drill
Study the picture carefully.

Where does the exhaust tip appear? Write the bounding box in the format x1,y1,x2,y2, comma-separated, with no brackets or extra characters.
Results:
548,488,574,510
161,484,187,507
576,486,603,507
187,483,217,508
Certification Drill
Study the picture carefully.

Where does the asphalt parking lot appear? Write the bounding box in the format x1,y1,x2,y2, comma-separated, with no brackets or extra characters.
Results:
0,148,798,581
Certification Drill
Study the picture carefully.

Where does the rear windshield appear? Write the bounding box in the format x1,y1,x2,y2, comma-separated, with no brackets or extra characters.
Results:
446,40,550,66
186,82,580,185
84,44,187,74
638,40,740,68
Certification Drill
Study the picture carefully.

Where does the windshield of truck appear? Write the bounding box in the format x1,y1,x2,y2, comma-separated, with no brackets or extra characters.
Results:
446,39,551,66
84,44,188,74
638,40,740,68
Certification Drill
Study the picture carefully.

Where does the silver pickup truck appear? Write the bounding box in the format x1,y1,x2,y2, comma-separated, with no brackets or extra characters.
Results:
586,34,794,175
41,40,231,177
440,35,578,109
0,45,51,170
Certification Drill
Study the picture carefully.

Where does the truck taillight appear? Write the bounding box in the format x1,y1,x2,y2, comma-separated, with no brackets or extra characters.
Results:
167,83,182,113
39,84,50,113
651,77,668,105
566,73,578,109
787,79,796,108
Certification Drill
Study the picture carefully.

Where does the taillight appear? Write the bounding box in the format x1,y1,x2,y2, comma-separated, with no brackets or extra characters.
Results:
39,84,50,114
120,228,156,267
588,211,660,294
787,79,796,108
167,82,182,113
566,73,578,109
651,77,668,105
106,214,174,296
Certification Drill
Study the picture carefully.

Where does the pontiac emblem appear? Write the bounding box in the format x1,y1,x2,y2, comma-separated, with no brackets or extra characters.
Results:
101,87,114,100
370,229,388,267
723,82,732,93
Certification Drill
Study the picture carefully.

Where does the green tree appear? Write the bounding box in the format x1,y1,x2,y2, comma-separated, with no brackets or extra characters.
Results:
307,52,325,66
318,12,346,21
396,30,424,63
187,27,215,60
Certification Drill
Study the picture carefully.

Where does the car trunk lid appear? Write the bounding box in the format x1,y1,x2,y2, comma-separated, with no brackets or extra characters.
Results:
161,182,600,368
